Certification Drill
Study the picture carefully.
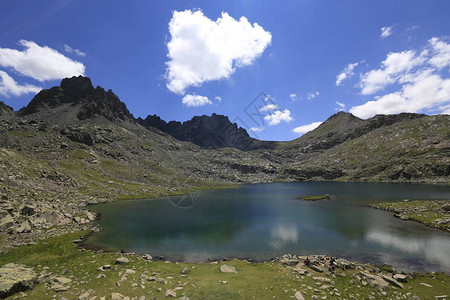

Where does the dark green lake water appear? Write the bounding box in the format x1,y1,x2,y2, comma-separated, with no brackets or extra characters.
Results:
87,182,450,272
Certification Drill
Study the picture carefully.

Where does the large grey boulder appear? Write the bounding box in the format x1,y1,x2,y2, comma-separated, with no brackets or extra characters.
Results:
359,271,390,290
0,263,37,298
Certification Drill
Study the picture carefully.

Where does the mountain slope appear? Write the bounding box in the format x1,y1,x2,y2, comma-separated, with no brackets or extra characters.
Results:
284,111,427,152
279,114,450,181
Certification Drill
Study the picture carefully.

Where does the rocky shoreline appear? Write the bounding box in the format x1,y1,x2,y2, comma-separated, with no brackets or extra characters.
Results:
369,199,450,232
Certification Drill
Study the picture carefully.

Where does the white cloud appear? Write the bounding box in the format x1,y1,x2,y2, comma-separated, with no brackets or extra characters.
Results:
336,61,362,86
165,10,272,94
292,121,323,135
380,26,393,38
181,94,212,107
351,37,450,118
428,37,450,70
260,103,279,112
307,91,319,100
264,109,293,125
215,96,222,102
63,44,86,57
359,50,425,95
0,40,85,82
289,93,297,102
0,71,41,97
336,101,346,108
249,126,265,132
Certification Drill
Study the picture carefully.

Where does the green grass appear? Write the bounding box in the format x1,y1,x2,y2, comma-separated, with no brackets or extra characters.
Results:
370,200,450,230
1,231,450,299
298,194,334,201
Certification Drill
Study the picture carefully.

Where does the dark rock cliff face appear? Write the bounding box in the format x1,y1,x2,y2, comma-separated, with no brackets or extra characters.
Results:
19,76,134,123
138,113,277,150
0,101,15,120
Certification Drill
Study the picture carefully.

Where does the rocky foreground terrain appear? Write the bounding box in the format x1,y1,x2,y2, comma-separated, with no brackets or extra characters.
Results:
1,231,449,300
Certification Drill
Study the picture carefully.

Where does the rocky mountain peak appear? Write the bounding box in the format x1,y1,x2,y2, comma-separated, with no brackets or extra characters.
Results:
0,100,13,113
19,76,134,123
59,75,95,97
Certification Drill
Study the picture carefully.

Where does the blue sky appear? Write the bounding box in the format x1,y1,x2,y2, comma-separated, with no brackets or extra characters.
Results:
0,0,449,141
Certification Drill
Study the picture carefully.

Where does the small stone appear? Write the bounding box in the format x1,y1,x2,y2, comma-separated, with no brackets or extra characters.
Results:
110,292,124,300
142,254,153,260
125,269,136,275
419,282,433,287
115,257,129,264
393,274,407,282
79,291,90,300
165,289,176,297
220,264,237,273
310,265,324,273
52,284,68,292
96,274,106,279
294,291,305,300
181,267,190,274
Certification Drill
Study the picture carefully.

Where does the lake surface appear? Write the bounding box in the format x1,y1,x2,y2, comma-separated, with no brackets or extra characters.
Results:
87,182,450,272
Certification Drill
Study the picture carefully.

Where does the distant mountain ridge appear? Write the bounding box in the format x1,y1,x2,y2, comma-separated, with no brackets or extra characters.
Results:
138,113,277,150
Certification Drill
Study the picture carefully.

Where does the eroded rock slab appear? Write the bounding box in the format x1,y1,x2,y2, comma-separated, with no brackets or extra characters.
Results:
0,263,37,298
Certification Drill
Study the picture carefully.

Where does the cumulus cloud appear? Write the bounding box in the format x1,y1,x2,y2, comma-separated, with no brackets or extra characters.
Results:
181,94,212,107
351,72,450,118
64,44,86,57
249,126,265,132
336,61,362,86
307,91,319,100
351,37,450,118
428,37,450,70
264,109,293,125
0,40,85,82
215,96,222,102
359,50,425,95
291,121,323,135
165,10,272,94
380,26,393,38
260,103,279,112
0,70,41,97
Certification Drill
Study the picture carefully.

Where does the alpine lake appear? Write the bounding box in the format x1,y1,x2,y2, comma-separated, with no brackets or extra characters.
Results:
86,182,450,273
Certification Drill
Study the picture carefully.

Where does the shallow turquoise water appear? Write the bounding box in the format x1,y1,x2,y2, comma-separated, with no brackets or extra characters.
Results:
87,182,450,272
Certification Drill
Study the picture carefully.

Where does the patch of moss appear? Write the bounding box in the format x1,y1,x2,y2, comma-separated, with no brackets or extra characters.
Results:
297,194,334,201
